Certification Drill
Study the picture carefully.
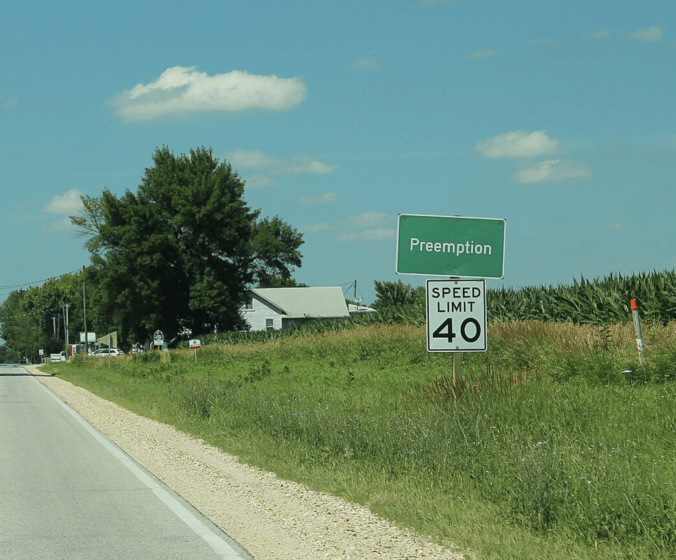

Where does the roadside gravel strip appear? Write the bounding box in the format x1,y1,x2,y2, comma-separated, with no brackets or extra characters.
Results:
28,367,468,560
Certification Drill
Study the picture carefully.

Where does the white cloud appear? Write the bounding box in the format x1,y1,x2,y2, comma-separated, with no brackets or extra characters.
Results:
342,211,391,230
467,48,500,60
522,37,565,47
302,223,334,234
296,192,337,205
303,211,396,242
42,188,83,215
627,26,663,42
229,150,336,175
591,28,611,40
476,130,561,159
227,149,337,188
339,212,396,242
41,188,83,232
244,174,276,188
511,159,592,184
110,66,307,121
352,57,378,70
44,216,77,233
229,149,279,169
2,97,17,110
285,155,337,175
338,228,396,242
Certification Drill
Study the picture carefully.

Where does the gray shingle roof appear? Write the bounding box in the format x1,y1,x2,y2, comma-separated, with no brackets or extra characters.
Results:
250,287,349,319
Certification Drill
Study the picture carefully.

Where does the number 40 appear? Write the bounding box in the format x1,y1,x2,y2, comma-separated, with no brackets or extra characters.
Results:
432,318,481,343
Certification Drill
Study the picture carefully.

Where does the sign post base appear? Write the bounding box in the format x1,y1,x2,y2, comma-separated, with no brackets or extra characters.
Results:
452,353,462,384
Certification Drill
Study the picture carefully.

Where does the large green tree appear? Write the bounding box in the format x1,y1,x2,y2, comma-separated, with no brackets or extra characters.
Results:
371,280,425,309
0,290,41,360
0,345,19,364
0,271,97,359
71,146,303,343
20,272,91,352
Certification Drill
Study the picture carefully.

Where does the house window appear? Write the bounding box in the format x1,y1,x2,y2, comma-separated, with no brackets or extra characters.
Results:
265,319,274,331
244,299,253,311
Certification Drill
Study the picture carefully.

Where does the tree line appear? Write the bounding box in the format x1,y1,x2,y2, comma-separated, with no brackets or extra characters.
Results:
0,146,304,361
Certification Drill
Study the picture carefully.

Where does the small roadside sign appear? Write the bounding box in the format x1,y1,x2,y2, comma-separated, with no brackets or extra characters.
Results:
152,330,165,350
80,332,96,343
426,279,487,352
189,339,201,364
397,214,506,278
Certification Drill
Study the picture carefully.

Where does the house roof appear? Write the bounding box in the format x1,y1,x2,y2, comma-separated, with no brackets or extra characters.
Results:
348,303,376,314
250,287,349,319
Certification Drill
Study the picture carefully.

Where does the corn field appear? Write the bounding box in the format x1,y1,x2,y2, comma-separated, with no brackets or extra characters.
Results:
192,270,676,346
488,270,676,324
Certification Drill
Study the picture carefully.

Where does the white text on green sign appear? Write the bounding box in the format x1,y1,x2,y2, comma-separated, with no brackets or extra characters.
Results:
397,214,505,278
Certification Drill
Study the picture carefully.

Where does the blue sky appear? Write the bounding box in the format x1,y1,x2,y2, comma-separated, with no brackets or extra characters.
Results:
1,0,675,308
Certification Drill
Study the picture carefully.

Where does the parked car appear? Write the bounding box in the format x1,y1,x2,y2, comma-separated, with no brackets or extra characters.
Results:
90,348,125,357
50,351,67,362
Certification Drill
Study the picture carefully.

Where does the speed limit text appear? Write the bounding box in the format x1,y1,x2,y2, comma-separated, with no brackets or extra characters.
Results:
429,285,482,313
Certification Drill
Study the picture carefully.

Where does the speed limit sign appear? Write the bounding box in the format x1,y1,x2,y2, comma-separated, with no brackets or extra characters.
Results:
426,279,487,352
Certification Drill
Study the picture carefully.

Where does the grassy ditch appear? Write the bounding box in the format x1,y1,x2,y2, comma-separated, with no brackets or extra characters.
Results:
46,321,676,559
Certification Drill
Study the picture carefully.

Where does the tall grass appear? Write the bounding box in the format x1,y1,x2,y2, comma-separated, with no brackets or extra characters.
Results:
180,270,676,350
58,321,676,559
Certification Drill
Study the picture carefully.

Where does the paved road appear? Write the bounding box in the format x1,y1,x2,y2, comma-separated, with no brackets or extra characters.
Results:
0,365,252,560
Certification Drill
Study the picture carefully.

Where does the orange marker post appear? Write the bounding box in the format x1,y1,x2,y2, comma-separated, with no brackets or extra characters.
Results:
630,299,645,365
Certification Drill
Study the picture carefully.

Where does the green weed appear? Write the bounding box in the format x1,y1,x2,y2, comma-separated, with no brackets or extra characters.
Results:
53,322,676,559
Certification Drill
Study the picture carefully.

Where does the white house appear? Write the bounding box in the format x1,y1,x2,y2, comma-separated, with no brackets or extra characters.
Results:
348,303,376,315
243,287,350,331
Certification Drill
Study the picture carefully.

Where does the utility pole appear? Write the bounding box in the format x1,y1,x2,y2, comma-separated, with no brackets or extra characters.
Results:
352,279,362,306
82,266,88,355
62,304,69,359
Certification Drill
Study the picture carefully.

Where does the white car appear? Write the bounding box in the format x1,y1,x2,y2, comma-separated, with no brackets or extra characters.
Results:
91,348,125,357
50,352,67,362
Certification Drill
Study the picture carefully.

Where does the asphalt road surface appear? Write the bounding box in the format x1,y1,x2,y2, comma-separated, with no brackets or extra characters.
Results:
0,365,252,560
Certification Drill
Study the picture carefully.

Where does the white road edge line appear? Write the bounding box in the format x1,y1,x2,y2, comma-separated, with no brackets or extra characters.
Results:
32,374,248,560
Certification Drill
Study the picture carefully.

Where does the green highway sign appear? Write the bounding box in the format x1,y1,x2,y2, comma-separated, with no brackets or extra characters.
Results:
396,214,506,278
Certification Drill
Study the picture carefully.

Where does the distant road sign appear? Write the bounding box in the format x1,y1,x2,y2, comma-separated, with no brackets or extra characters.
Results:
80,332,96,343
153,330,164,345
189,339,201,349
397,214,506,278
426,279,487,352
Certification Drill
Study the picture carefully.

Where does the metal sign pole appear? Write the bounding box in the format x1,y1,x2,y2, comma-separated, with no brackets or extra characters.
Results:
82,266,88,356
452,353,462,384
189,339,201,364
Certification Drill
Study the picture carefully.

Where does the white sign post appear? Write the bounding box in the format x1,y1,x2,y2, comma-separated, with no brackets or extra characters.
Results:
189,339,201,363
426,279,487,381
153,330,165,351
426,279,487,352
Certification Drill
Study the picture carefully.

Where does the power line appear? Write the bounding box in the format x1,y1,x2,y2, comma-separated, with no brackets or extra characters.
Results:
0,269,83,292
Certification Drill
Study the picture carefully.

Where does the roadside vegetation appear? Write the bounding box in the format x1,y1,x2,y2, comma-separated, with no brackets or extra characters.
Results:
0,146,305,362
45,315,676,560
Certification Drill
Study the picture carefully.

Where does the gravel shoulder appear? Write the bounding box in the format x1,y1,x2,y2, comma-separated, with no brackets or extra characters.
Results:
28,366,467,560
